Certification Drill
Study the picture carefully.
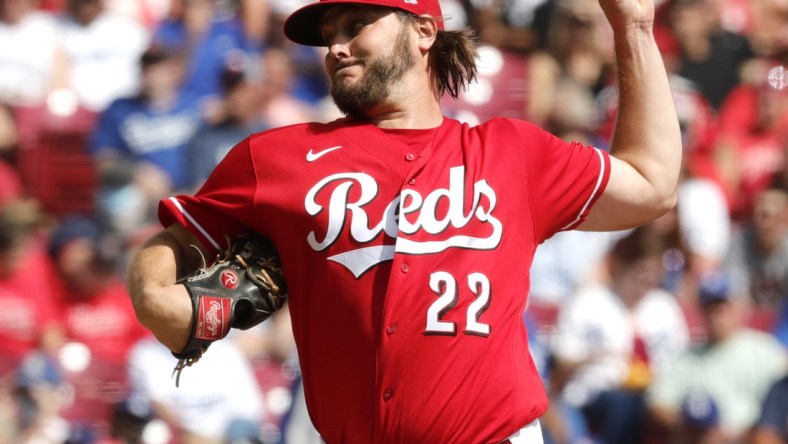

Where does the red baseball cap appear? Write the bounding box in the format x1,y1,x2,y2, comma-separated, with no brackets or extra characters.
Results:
283,0,444,46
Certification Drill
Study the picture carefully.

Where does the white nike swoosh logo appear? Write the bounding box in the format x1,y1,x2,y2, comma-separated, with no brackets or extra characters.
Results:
306,145,343,162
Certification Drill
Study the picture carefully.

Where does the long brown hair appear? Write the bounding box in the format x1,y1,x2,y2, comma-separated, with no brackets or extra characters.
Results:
397,11,479,99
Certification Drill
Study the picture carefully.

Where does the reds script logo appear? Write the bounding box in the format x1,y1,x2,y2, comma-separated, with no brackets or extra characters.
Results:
305,166,502,277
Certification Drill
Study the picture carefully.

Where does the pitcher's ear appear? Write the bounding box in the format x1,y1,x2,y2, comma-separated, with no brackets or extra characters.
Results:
415,15,439,50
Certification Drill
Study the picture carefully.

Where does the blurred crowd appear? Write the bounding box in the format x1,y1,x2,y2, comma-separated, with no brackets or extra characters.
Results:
0,0,785,443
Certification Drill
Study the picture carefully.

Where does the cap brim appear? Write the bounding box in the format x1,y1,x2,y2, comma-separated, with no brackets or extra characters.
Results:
283,1,338,46
283,0,415,46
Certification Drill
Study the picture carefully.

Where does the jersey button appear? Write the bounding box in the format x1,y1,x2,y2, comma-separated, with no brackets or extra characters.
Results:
383,388,394,401
408,178,416,186
404,153,416,162
400,263,409,273
386,324,398,335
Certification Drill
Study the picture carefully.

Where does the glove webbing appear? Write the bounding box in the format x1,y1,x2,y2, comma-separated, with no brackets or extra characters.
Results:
236,254,283,296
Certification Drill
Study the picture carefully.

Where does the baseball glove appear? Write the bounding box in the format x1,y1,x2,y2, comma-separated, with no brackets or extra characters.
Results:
172,233,288,386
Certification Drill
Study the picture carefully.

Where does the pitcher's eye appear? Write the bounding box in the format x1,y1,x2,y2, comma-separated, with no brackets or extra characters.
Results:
348,19,367,37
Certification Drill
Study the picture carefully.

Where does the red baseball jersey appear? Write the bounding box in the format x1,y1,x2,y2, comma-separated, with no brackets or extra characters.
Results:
159,116,610,443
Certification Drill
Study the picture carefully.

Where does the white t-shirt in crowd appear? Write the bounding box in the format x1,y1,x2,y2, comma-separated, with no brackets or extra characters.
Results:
57,11,150,112
551,284,690,407
127,337,265,440
0,11,59,105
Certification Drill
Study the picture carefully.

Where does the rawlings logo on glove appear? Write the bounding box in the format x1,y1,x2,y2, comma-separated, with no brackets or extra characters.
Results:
172,233,288,386
197,297,230,340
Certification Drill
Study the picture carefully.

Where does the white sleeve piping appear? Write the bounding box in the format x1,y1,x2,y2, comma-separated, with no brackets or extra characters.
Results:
168,197,221,250
560,148,607,231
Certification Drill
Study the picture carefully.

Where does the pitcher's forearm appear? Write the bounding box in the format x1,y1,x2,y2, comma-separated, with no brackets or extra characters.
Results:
609,26,682,207
127,230,194,352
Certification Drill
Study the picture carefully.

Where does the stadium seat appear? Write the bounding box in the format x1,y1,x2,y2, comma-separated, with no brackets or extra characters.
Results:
13,103,99,218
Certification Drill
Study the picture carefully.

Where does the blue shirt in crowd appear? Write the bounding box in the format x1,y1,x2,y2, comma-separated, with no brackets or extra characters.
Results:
90,94,203,191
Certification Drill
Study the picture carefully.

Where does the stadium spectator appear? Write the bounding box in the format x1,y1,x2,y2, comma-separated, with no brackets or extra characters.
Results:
0,199,63,382
597,27,723,178
460,0,544,52
533,0,619,145
0,0,60,106
541,0,615,98
439,42,561,128
125,336,266,443
550,226,691,444
674,171,732,336
664,0,756,111
527,228,621,331
646,269,787,443
237,0,273,51
151,0,254,112
675,172,731,276
103,0,169,30
745,0,788,62
725,187,788,332
712,0,788,219
89,44,203,235
8,352,72,443
187,57,269,187
42,216,148,439
258,0,330,107
54,0,150,112
257,46,321,127
49,216,149,366
713,71,788,222
445,0,554,128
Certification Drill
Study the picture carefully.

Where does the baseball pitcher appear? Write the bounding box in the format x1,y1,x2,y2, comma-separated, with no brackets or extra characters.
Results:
126,0,682,441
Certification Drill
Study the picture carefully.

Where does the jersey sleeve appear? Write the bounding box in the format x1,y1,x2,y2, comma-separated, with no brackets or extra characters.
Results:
511,120,610,242
158,136,258,253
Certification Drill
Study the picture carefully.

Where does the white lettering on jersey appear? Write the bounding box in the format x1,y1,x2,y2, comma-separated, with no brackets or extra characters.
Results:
305,166,502,277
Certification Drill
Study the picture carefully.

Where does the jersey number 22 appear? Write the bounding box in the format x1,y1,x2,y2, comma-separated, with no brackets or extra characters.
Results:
426,271,491,337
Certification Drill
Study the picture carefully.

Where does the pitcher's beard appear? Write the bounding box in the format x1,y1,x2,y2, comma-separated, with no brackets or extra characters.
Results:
330,24,416,117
